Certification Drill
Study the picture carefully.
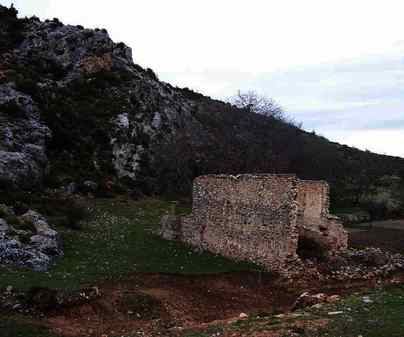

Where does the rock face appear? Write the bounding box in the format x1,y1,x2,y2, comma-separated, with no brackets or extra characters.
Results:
1,4,404,198
0,5,198,192
0,85,50,189
0,205,62,271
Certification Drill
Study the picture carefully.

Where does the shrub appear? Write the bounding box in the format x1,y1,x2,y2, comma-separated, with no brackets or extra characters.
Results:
64,198,90,229
34,194,90,230
1,101,25,117
0,5,24,53
13,201,29,215
122,292,161,320
361,191,403,220
0,204,12,218
83,30,94,39
8,215,35,232
146,68,158,81
15,77,38,97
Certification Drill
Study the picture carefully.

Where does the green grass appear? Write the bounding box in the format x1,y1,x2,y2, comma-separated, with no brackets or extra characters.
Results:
0,316,56,337
176,285,404,337
333,207,364,214
121,291,161,320
3,196,404,337
0,197,259,290
180,325,224,337
311,285,404,337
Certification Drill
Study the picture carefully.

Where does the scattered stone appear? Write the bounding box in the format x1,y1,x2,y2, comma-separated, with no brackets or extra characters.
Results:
299,246,404,284
327,311,344,315
274,314,286,319
64,182,78,194
351,248,389,266
82,180,98,193
0,218,9,231
312,303,323,309
326,295,341,303
239,312,248,319
294,292,327,309
20,210,49,233
26,286,101,311
362,296,373,304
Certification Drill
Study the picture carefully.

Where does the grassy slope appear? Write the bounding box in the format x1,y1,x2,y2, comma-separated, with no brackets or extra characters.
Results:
0,197,258,290
179,285,404,337
319,285,404,337
0,316,56,337
1,197,404,336
5,284,404,337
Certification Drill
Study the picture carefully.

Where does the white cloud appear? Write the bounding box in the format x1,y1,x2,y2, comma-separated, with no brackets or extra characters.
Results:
8,0,404,73
3,0,404,158
327,129,404,158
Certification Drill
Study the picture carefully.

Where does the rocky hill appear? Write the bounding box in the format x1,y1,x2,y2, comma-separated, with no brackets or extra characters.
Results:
1,5,404,207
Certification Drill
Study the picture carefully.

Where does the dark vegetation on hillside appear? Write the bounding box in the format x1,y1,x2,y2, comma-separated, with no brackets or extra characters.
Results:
0,5,24,53
1,5,404,219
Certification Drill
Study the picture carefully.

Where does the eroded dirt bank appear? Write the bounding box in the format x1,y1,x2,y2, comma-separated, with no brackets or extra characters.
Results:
40,271,404,337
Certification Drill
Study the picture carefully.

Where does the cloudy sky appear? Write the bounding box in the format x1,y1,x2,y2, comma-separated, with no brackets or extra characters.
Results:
3,0,404,158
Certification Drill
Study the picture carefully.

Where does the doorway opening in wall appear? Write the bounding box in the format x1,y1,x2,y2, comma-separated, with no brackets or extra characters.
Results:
296,236,326,261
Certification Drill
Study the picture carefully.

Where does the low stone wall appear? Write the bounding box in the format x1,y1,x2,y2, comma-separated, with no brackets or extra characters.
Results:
160,174,348,273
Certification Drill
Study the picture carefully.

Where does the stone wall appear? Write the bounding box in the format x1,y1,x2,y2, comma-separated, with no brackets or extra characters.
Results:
297,180,329,225
181,174,300,271
160,174,348,273
297,180,348,253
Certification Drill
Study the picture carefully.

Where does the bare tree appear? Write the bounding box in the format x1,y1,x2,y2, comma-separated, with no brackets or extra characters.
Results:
229,90,302,128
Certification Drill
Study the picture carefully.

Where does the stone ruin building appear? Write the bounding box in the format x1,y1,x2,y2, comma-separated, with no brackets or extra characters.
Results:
160,174,348,273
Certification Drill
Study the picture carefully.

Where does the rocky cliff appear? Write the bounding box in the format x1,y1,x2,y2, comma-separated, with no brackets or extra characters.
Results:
1,5,404,204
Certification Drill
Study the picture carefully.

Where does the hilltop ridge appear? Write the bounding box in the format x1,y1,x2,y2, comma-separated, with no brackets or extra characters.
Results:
1,4,403,208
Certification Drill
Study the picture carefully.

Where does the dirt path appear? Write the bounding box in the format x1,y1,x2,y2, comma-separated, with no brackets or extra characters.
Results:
349,221,404,254
359,219,404,230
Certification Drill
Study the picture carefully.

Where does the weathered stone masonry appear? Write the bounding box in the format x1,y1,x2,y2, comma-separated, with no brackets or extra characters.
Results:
160,174,348,273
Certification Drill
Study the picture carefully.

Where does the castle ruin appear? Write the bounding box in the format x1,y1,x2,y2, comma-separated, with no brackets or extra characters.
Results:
160,174,348,273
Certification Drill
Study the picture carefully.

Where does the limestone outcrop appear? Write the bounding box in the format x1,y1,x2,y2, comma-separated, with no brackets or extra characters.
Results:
0,205,62,271
0,85,50,189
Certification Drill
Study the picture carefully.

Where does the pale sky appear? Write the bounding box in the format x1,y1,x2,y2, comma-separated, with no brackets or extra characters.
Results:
2,0,404,158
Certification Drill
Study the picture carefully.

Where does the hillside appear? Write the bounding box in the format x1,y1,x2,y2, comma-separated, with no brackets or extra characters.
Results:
1,5,404,208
